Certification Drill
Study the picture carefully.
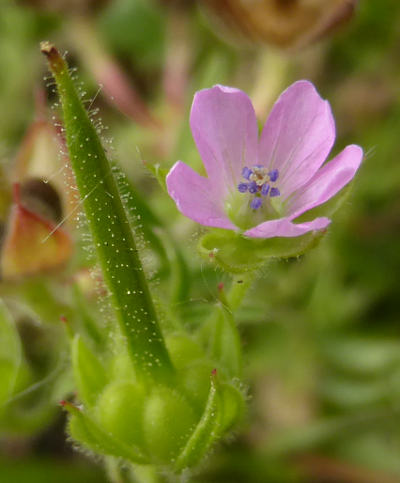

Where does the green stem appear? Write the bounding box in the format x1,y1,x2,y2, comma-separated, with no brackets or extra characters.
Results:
199,274,254,378
130,465,161,483
105,457,129,483
41,42,173,381
227,273,255,311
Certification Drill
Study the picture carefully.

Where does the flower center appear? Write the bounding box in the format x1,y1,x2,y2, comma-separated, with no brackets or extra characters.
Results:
237,165,280,210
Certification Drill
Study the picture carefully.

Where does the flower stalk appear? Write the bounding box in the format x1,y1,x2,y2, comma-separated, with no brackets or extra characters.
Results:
40,42,173,381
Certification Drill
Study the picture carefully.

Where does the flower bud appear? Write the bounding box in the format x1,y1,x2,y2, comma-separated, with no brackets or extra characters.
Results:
201,0,358,50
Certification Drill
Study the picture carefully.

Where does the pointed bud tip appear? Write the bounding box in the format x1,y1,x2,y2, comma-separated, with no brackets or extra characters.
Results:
40,42,65,74
40,41,57,58
59,400,80,413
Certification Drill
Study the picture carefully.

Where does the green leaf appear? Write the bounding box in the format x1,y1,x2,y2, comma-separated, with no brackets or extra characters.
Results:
199,228,325,274
0,300,21,407
72,335,107,407
41,42,173,380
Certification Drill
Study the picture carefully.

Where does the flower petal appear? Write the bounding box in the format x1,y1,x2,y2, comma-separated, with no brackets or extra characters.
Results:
190,85,258,194
166,161,237,230
258,80,335,198
287,144,363,219
244,216,330,239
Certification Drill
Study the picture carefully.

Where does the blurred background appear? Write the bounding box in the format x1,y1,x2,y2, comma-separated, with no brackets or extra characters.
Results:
1,0,400,482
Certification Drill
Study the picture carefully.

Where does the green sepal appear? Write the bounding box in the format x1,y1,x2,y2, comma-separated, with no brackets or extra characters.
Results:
143,161,169,193
64,401,148,464
216,383,245,435
0,300,21,407
174,371,220,472
197,184,354,274
72,334,107,408
295,184,352,224
199,228,325,274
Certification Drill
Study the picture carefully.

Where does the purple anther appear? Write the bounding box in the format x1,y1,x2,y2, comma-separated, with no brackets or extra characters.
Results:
270,187,280,197
248,181,258,194
261,183,270,196
242,167,252,180
250,197,263,210
268,169,279,182
238,183,248,193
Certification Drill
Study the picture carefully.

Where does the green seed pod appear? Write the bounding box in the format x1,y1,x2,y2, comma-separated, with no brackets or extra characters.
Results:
166,334,204,369
143,386,198,464
96,381,146,449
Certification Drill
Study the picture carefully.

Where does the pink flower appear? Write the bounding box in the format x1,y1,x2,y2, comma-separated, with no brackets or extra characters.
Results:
166,81,363,238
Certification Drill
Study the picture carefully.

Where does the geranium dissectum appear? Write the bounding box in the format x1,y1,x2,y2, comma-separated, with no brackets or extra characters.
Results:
166,81,363,238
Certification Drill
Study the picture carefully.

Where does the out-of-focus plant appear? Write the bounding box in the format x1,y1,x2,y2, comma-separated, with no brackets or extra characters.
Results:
201,0,358,50
0,96,76,438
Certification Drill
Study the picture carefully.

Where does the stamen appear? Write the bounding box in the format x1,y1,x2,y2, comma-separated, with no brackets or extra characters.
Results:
237,164,280,208
261,184,270,196
248,181,258,194
250,197,262,210
270,187,280,197
242,167,252,180
268,169,279,182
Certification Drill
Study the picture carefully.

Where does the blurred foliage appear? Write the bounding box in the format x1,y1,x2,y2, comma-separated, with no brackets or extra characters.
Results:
1,0,400,481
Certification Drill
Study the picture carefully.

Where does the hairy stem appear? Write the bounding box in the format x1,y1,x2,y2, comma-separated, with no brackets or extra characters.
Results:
41,42,173,381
